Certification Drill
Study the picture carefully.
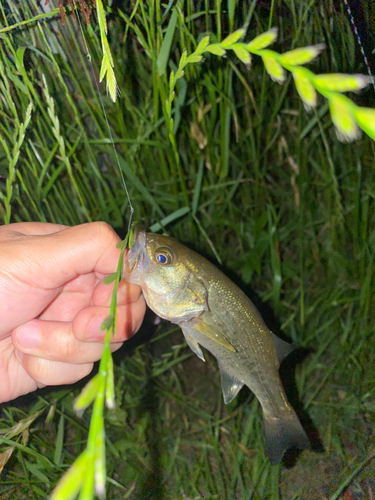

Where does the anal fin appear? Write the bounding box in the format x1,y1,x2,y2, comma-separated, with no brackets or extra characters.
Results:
182,330,205,362
218,363,244,404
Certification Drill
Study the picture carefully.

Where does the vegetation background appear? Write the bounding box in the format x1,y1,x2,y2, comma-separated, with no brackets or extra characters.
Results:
0,0,374,498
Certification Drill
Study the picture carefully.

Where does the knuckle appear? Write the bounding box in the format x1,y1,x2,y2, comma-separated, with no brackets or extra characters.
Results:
58,329,85,361
24,356,51,385
93,221,116,243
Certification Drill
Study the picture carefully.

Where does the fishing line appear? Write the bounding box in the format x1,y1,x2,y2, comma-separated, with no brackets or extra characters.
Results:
341,0,375,94
73,1,134,232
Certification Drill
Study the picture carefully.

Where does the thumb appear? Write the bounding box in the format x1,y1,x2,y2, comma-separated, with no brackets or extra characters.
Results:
8,222,121,289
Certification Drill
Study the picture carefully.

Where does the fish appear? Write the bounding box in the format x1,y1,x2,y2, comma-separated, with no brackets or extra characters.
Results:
125,230,311,465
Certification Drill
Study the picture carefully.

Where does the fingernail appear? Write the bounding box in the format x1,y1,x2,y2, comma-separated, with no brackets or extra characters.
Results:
86,316,106,340
17,324,41,348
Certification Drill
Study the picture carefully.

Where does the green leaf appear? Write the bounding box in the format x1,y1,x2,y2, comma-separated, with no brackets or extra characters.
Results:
50,450,88,500
101,315,114,331
94,419,106,498
262,53,285,83
279,44,325,66
221,29,245,47
207,44,226,56
105,354,115,409
196,35,210,54
292,67,317,110
103,272,118,285
314,74,373,93
169,70,175,91
174,68,184,80
329,94,360,142
232,45,251,65
247,28,278,51
116,239,127,249
108,151,164,218
149,207,191,232
354,107,375,140
186,54,203,64
128,228,135,248
74,374,102,412
54,414,64,465
179,49,188,69
157,9,178,76
25,461,50,483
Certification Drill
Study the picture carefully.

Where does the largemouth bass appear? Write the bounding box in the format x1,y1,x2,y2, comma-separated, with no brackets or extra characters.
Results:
125,230,310,464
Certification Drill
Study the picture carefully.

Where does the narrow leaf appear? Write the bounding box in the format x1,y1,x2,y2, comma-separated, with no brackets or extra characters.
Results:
174,68,184,80
292,67,317,110
354,107,375,140
279,44,325,66
74,374,102,412
329,94,360,142
207,44,226,56
116,239,127,249
54,414,64,465
314,74,373,92
232,45,251,65
99,58,107,83
196,35,210,54
186,54,203,64
169,70,175,91
221,29,245,47
94,418,106,499
103,272,118,285
157,9,178,76
50,451,88,500
262,53,285,83
247,28,278,51
106,65,118,103
179,49,187,69
149,207,191,232
105,354,115,409
101,315,114,331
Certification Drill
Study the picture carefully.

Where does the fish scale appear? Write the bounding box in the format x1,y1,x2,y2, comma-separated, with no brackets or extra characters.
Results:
125,230,311,465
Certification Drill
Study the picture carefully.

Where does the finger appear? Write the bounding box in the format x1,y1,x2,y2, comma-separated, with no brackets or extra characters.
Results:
91,279,142,308
8,222,122,289
73,296,146,342
0,338,39,404
12,320,124,364
39,273,97,322
18,352,95,387
6,222,68,235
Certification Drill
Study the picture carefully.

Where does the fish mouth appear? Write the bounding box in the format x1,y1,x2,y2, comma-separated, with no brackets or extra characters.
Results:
126,230,150,277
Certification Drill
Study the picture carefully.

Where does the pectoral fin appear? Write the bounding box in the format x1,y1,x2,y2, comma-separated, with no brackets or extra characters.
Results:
218,363,244,404
182,330,205,362
192,318,236,352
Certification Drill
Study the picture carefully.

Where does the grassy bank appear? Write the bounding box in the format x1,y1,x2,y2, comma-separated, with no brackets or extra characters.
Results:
0,0,374,498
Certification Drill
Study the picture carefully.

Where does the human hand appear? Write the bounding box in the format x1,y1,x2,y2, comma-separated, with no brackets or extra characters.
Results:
0,222,146,404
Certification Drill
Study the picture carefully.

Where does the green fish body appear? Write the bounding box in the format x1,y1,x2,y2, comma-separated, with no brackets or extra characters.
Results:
125,231,310,464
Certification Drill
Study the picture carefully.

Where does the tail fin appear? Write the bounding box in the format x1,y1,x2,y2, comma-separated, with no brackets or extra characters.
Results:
263,412,310,465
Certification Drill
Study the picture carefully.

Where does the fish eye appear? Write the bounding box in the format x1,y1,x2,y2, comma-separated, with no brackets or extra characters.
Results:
154,247,174,265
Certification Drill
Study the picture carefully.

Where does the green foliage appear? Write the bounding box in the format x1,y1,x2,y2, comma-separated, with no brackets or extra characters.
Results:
95,0,118,103
0,0,374,499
